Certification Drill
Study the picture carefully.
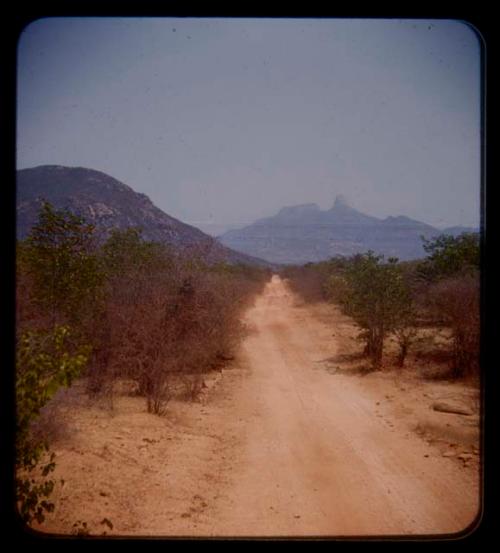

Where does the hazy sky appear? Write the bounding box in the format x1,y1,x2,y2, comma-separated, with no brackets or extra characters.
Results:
17,17,481,233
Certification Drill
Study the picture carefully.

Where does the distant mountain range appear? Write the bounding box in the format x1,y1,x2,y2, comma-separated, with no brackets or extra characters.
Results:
219,196,477,264
16,165,269,267
17,166,477,267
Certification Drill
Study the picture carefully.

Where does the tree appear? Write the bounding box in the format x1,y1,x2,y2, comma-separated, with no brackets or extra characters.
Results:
427,274,480,378
100,227,171,278
392,306,418,367
419,232,480,282
16,326,90,524
21,201,103,329
16,202,101,524
418,232,480,378
341,252,412,370
85,228,174,398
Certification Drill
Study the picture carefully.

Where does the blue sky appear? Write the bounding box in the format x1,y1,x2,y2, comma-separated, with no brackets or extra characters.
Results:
17,18,481,234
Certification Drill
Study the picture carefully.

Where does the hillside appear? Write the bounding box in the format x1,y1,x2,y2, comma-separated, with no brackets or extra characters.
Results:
219,196,476,264
16,165,269,266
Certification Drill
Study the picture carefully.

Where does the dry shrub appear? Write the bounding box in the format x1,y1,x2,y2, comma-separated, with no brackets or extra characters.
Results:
86,255,266,414
281,265,328,303
426,273,480,378
17,222,268,416
180,373,206,402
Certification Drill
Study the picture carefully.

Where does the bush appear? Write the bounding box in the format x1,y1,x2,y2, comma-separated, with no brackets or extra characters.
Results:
282,258,349,303
426,273,480,378
284,254,416,370
87,228,267,414
20,201,103,330
340,253,413,369
281,265,327,303
419,232,479,283
418,232,480,378
15,201,269,529
16,326,90,524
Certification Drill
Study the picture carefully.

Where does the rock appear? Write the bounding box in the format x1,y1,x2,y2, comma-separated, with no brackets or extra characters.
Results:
432,402,474,416
457,453,474,462
442,451,456,458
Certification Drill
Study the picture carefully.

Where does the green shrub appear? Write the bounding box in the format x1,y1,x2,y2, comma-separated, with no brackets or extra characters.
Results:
16,325,90,524
419,232,479,282
20,201,104,329
340,253,413,369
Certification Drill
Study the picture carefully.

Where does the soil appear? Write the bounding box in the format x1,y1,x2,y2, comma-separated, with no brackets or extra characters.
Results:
31,275,481,538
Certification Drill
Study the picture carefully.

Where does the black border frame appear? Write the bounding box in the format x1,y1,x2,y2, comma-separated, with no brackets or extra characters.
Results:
1,6,495,546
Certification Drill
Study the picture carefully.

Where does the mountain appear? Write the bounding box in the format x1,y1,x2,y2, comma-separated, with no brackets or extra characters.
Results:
219,196,475,264
441,225,479,237
16,165,269,266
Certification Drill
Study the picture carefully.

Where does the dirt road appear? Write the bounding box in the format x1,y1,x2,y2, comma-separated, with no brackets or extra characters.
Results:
40,274,480,538
197,275,479,537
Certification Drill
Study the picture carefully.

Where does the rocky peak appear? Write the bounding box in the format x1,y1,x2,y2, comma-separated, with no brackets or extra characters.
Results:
332,194,350,209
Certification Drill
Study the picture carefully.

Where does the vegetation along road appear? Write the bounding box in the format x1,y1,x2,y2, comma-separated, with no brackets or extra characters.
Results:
197,275,479,536
31,274,479,537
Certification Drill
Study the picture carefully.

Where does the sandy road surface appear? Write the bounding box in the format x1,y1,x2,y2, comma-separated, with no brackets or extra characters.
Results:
38,274,479,538
198,275,479,537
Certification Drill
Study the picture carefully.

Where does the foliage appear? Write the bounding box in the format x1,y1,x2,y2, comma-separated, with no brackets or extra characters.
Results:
393,318,418,367
419,232,480,282
283,254,416,370
281,258,348,303
71,518,114,536
339,252,413,369
100,227,171,277
104,260,265,414
323,273,351,304
418,232,480,377
88,228,268,413
426,273,480,378
284,234,480,378
72,520,90,536
84,228,174,397
15,201,268,528
16,325,90,524
21,201,103,327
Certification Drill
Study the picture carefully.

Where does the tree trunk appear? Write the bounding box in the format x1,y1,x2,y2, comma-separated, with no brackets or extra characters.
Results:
371,329,384,370
397,342,408,368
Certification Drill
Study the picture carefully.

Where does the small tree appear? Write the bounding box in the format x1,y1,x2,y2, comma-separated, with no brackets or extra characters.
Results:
427,274,480,378
90,228,177,400
419,232,479,282
22,201,103,329
100,227,171,277
393,310,418,367
418,233,480,378
341,252,412,370
16,326,90,524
